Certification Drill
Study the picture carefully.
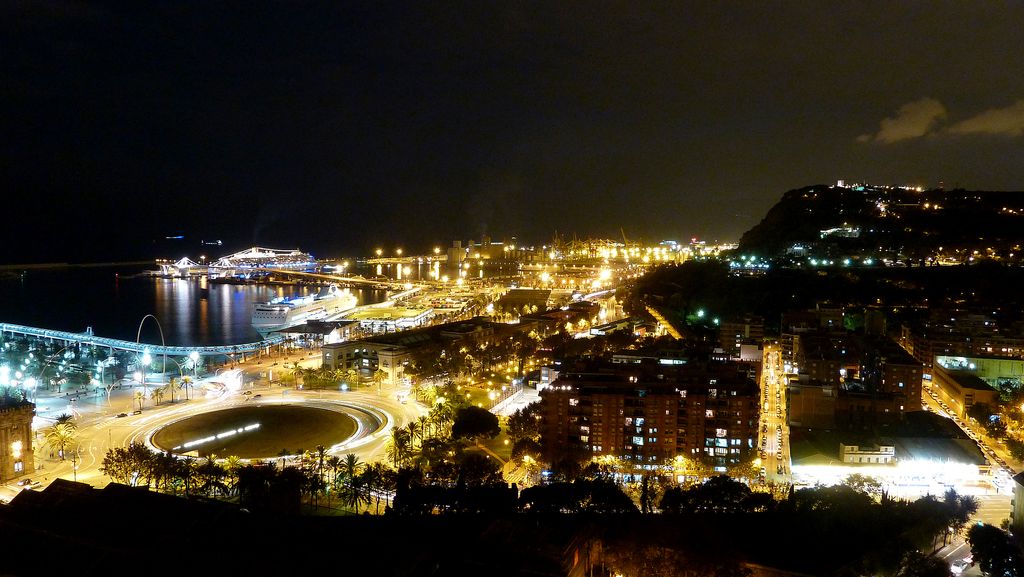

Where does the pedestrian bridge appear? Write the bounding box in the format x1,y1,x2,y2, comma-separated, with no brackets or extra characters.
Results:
0,323,284,357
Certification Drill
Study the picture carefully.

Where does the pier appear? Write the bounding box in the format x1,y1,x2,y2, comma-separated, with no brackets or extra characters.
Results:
0,323,284,357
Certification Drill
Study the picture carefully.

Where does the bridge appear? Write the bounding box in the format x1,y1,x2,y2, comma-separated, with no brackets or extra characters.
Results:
157,257,208,277
247,268,418,290
0,323,284,358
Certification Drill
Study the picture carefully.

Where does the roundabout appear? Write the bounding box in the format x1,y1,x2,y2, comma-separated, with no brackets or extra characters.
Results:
148,399,388,459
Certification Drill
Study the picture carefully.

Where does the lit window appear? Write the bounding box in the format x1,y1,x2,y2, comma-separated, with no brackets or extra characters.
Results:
569,398,578,407
706,409,715,418
716,428,727,438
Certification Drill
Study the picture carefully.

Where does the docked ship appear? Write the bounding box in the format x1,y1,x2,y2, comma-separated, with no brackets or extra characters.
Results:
251,285,358,334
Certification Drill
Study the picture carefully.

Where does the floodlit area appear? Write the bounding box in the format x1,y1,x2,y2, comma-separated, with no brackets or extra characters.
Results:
791,460,1003,497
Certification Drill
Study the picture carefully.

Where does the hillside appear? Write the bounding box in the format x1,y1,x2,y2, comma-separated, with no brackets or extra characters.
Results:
737,183,1024,264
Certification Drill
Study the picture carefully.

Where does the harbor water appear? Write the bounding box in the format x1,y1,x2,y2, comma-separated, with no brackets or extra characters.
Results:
0,265,388,346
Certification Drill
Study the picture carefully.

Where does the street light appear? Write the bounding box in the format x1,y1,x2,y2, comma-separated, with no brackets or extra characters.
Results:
140,349,153,403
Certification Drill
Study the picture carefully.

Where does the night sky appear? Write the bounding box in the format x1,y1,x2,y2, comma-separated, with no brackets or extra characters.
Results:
4,3,1023,264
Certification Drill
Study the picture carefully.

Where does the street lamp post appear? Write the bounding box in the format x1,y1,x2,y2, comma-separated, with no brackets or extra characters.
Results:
37,343,76,397
140,350,152,403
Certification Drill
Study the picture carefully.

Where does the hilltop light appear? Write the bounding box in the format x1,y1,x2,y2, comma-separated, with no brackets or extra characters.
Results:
697,309,705,319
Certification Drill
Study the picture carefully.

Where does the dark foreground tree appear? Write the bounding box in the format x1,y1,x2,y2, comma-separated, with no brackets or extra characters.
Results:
451,406,500,442
894,551,950,577
969,523,1024,576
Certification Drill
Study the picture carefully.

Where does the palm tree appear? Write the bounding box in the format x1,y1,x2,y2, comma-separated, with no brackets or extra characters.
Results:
133,390,145,411
405,421,421,450
417,415,432,441
151,385,166,406
46,418,77,460
223,456,243,496
326,455,342,486
196,457,227,497
340,453,364,511
386,428,411,469
372,368,388,395
277,449,291,469
174,458,198,496
359,463,385,514
152,451,178,494
325,455,342,508
341,453,362,486
180,376,193,400
343,368,359,390
311,444,328,503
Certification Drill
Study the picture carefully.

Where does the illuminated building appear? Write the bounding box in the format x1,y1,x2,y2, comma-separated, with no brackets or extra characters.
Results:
930,362,998,419
717,316,764,359
539,361,759,471
787,333,922,430
0,394,34,482
900,310,1024,368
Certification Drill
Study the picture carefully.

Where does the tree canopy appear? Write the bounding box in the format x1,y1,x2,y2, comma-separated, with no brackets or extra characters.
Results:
451,406,500,441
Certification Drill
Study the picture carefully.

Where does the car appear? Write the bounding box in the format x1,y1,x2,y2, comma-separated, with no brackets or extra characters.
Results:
253,394,262,399
242,390,253,395
950,556,972,575
16,478,32,487
115,412,128,418
132,409,142,415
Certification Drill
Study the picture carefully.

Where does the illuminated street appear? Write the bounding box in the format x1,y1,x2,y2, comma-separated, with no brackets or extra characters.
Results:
759,344,790,482
1,352,427,501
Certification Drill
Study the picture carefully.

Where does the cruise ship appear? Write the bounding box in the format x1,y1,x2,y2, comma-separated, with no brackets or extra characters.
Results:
251,285,358,334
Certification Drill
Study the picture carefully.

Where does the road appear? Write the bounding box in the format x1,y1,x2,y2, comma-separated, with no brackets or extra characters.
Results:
2,348,427,501
758,345,790,483
921,382,1016,493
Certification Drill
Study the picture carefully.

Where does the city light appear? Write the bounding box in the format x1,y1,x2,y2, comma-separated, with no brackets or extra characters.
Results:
176,423,260,450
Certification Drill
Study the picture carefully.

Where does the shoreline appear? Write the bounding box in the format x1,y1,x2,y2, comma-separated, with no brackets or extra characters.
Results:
0,261,153,271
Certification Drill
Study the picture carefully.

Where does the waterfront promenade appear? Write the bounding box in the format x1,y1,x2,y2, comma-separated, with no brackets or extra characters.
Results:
0,322,284,357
